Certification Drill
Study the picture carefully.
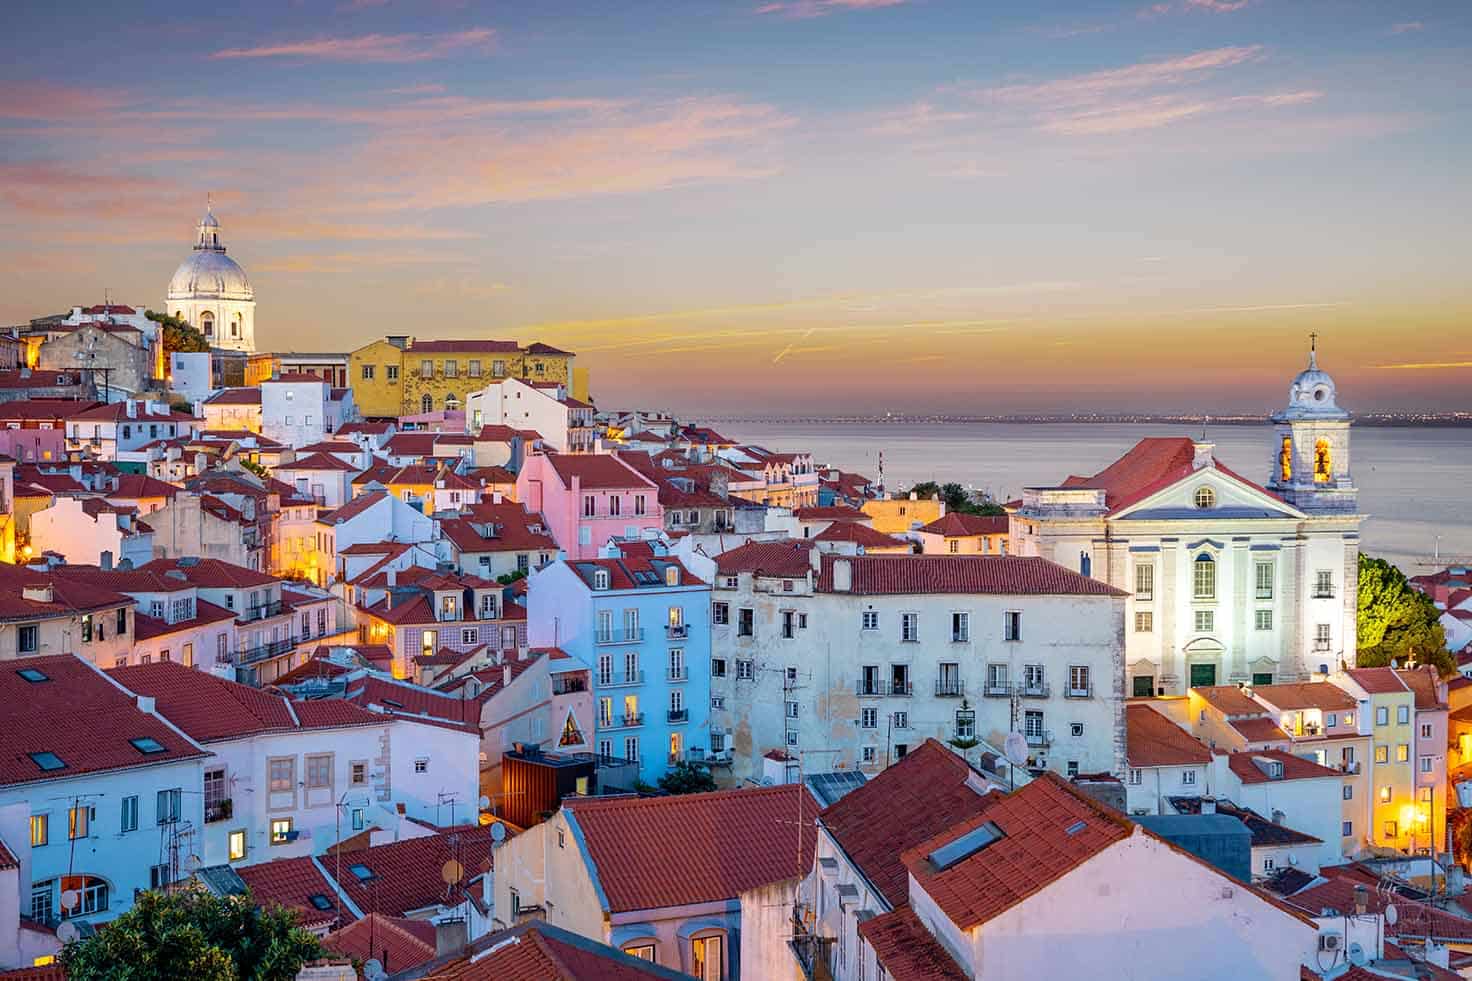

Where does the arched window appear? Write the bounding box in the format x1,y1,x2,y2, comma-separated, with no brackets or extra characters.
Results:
231,314,241,338
420,394,434,414
444,393,459,411
58,874,110,918
1279,436,1293,481
1194,486,1215,509
199,311,215,338
1193,554,1216,601
1314,439,1332,484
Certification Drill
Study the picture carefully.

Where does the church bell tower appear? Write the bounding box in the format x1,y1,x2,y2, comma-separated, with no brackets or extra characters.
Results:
1267,337,1356,514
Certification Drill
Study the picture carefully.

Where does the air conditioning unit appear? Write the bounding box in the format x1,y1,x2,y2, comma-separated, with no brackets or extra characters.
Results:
1319,933,1342,953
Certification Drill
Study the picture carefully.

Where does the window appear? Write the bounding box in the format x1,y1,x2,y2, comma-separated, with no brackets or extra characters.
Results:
420,359,434,376
786,700,799,719
1315,623,1332,651
692,934,724,981
1255,610,1273,631
951,612,969,643
1375,745,1388,764
1003,611,1022,642
306,754,332,789
624,736,639,762
1343,784,1353,800
1421,755,1433,773
1185,555,1216,605
271,819,294,845
1023,710,1044,740
1194,486,1215,509
955,709,975,740
861,610,879,631
1194,610,1214,633
1397,705,1410,725
17,624,38,654
1396,744,1409,763
781,611,795,639
421,393,434,413
861,708,877,729
949,540,959,553
68,806,90,841
1376,707,1388,727
58,875,108,918
862,746,877,764
386,364,399,382
229,830,247,861
737,608,754,637
1068,665,1091,697
736,660,754,680
1384,821,1398,839
444,360,458,378
1314,570,1335,598
1134,563,1154,601
1182,770,1197,786
415,758,429,774
711,695,726,710
901,613,918,643
1255,561,1274,600
121,795,138,833
1128,769,1142,785
269,757,294,793
1134,611,1153,633
1342,821,1353,838
609,495,621,516
157,789,181,825
711,657,727,678
30,813,47,847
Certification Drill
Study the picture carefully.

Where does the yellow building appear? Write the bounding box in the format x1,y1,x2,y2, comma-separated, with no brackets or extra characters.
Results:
862,495,944,535
914,511,1012,555
348,337,581,420
1337,667,1419,852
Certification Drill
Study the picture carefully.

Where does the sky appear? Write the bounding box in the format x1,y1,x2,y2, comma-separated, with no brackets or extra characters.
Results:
3,0,1470,415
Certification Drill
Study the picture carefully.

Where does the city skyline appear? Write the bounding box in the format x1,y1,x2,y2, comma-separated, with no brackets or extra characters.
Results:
4,0,1470,414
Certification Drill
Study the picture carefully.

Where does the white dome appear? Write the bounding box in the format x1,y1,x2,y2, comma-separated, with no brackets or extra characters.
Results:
168,249,253,300
1276,343,1348,421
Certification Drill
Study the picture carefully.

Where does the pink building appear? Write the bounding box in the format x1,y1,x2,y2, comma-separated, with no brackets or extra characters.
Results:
0,426,65,464
516,453,663,559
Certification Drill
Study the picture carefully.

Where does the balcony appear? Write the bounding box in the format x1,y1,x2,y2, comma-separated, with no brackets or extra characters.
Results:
790,918,836,981
597,671,645,688
205,798,233,824
668,708,689,724
1020,683,1051,699
596,629,645,646
552,676,588,695
666,666,688,682
243,600,285,622
686,747,732,766
854,680,913,698
1313,589,1336,600
1025,729,1053,749
236,636,297,664
612,712,644,728
1065,684,1093,699
666,624,689,640
934,679,965,698
984,683,1012,698
1341,761,1362,775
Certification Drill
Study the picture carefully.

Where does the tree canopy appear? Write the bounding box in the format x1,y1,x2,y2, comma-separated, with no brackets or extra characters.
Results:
656,761,717,795
899,480,1005,516
1356,554,1452,675
59,888,323,981
146,309,211,354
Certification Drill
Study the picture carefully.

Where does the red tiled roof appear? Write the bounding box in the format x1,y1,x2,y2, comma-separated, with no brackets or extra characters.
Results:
902,772,1131,931
407,339,522,353
269,372,329,384
281,452,358,472
857,906,967,981
423,922,685,980
0,564,132,621
344,675,482,731
816,554,1126,596
1226,749,1344,784
1230,717,1292,743
439,511,556,555
47,563,194,594
331,829,492,917
1344,666,1411,695
566,548,700,591
1249,682,1357,712
813,522,907,548
324,912,436,972
237,855,347,931
109,661,384,741
336,421,393,436
1192,685,1269,716
792,505,865,521
133,597,237,641
0,835,19,872
565,784,817,913
715,539,815,578
819,739,989,907
1282,869,1472,942
0,655,207,787
543,452,654,491
205,387,265,406
136,557,278,588
1126,704,1213,767
1060,436,1286,514
0,398,98,420
317,490,389,524
918,512,1010,537
1397,665,1447,709
107,473,181,499
381,433,439,457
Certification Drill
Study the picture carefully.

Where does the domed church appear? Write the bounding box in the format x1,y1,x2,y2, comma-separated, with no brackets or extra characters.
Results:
166,200,255,352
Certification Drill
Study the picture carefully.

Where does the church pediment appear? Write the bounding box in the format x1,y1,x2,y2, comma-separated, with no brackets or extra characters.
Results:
1110,465,1305,522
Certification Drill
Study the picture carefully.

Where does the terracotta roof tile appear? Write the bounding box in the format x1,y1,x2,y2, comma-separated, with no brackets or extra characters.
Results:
281,452,359,472
407,339,522,353
1193,685,1269,715
1282,869,1472,942
136,557,278,588
543,453,655,491
344,675,482,731
330,828,492,918
204,388,263,405
813,522,907,548
0,655,207,787
421,923,688,979
564,784,817,913
237,855,345,931
1345,667,1411,695
0,565,132,622
324,912,436,973
793,505,866,521
133,597,237,641
1250,682,1358,712
318,491,389,525
819,739,989,907
1230,717,1291,743
1126,704,1213,767
1397,666,1448,710
918,512,1011,537
816,554,1127,597
1226,749,1344,784
857,906,967,981
715,540,815,578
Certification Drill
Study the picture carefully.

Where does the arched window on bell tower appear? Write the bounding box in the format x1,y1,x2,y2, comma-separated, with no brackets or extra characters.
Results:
1314,439,1332,483
1279,436,1292,482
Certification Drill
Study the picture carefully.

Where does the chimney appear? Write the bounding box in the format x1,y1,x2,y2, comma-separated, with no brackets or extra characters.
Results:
387,568,397,588
1200,796,1216,815
125,400,137,419
503,664,511,686
100,550,113,571
832,558,852,592
136,695,156,714
492,491,503,505
1192,440,1214,470
434,918,468,959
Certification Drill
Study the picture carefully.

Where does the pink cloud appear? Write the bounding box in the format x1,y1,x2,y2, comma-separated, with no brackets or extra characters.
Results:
1391,22,1424,34
980,46,1264,106
0,82,127,121
211,28,495,63
757,0,905,19
1186,0,1251,10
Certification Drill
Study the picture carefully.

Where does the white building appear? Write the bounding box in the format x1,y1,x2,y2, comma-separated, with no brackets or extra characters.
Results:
464,377,595,454
30,496,155,568
711,543,1128,782
166,203,256,352
1014,348,1363,696
64,399,201,462
261,373,331,449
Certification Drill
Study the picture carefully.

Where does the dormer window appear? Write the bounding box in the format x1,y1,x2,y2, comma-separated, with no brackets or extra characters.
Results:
1194,486,1215,509
593,569,610,590
665,567,678,587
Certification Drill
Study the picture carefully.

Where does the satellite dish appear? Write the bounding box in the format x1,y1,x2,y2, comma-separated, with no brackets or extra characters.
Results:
61,889,80,911
1347,942,1367,966
478,795,491,810
490,821,507,844
56,921,79,944
441,859,465,885
1384,904,1398,926
363,958,386,980
1287,854,1298,866
1003,732,1029,767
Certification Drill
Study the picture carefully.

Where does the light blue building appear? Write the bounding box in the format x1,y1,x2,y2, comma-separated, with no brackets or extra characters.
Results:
0,656,209,930
528,540,711,785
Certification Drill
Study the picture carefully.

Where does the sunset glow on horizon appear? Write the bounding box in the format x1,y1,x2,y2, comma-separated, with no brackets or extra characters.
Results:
4,1,1469,414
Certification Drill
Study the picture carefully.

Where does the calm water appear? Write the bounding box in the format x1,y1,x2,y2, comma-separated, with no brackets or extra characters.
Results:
725,421,1472,573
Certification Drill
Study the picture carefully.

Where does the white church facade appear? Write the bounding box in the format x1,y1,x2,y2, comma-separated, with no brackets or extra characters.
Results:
1014,345,1362,696
167,202,256,353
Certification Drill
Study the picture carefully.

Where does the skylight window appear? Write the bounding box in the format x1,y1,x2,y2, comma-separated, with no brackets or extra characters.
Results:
17,668,49,683
130,737,166,754
1065,820,1088,836
29,751,66,771
928,821,1005,871
307,894,334,910
348,863,375,881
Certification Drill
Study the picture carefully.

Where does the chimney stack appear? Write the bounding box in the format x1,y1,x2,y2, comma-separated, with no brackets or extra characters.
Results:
1192,440,1214,470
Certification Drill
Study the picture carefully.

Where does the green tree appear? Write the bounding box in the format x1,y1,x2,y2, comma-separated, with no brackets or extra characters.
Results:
906,481,940,500
146,309,211,354
939,482,1007,517
656,761,717,795
238,459,269,479
496,570,528,586
1356,554,1452,675
59,888,323,981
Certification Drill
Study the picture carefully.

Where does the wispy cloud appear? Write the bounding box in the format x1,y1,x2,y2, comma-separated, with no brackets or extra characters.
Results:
1390,21,1424,34
1141,0,1252,16
211,28,495,63
868,101,975,136
980,46,1263,106
1373,360,1472,371
756,0,904,19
